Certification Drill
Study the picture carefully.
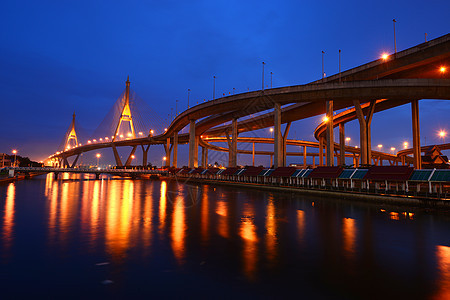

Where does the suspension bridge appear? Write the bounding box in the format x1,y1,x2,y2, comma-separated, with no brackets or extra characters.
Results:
46,33,450,173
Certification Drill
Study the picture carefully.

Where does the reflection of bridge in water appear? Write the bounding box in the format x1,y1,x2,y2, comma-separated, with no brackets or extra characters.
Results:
48,33,450,170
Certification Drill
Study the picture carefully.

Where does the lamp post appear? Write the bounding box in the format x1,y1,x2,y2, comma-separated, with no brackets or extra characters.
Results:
262,62,265,91
322,51,325,80
187,89,190,109
403,141,409,149
12,150,17,167
390,147,396,154
213,76,216,100
269,127,274,139
439,130,447,143
377,144,383,152
96,153,101,166
270,71,273,88
162,156,166,168
393,19,397,53
345,137,351,145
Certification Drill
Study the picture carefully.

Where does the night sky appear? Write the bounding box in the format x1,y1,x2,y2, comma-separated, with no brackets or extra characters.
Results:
1,0,449,166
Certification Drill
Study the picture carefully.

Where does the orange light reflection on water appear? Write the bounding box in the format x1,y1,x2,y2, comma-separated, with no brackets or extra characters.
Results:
342,217,357,259
159,181,167,233
171,195,186,264
105,180,135,262
297,210,305,243
240,203,258,281
2,183,16,257
265,197,277,264
434,245,450,299
216,200,229,239
201,186,209,242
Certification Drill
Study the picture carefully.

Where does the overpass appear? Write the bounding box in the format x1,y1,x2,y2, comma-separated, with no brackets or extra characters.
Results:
48,33,450,170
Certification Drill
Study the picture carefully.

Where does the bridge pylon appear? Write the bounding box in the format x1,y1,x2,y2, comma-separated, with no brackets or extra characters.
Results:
64,112,79,150
113,76,136,142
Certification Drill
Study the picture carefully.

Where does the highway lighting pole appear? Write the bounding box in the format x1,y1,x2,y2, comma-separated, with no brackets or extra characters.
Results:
176,100,178,116
213,76,216,100
425,32,427,42
322,51,325,80
187,89,190,109
12,150,17,167
393,19,397,53
96,153,101,166
262,62,265,91
270,71,273,88
339,49,341,83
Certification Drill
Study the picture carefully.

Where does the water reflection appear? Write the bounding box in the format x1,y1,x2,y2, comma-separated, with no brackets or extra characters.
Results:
265,196,277,265
342,217,357,259
2,183,15,257
105,180,135,262
1,176,448,298
435,245,450,299
240,202,258,281
171,194,186,264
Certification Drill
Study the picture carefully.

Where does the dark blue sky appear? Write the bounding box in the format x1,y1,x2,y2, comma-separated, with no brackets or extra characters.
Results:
1,0,449,165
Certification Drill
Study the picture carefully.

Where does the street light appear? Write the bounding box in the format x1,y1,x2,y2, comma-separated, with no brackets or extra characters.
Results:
12,150,17,167
403,141,409,149
438,130,447,143
377,144,383,151
322,115,329,123
345,137,351,145
390,147,396,154
162,156,167,167
381,53,389,60
96,153,101,166
269,127,274,139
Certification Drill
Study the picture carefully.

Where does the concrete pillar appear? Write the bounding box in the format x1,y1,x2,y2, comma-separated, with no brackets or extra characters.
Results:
165,138,171,167
303,145,307,168
273,103,282,168
252,143,255,166
125,146,137,166
270,154,273,168
326,100,334,166
201,147,208,167
353,100,376,166
411,100,422,169
189,119,197,168
319,137,324,166
112,144,123,166
230,118,238,167
282,122,291,167
173,132,178,168
141,145,150,166
339,123,345,166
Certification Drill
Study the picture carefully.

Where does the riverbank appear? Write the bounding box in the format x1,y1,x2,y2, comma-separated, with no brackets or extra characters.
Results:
0,172,46,184
163,176,450,209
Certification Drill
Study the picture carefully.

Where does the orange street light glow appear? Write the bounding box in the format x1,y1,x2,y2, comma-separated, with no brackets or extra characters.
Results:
440,66,446,73
96,153,101,158
377,144,383,149
390,147,396,151
381,53,389,60
269,127,274,132
322,116,329,122
163,156,167,161
345,137,351,142
12,150,17,154
439,130,447,138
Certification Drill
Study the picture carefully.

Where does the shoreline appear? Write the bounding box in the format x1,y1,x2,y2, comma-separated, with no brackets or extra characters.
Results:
162,176,450,209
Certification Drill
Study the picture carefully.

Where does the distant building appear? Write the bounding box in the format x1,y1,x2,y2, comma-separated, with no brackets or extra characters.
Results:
0,153,12,167
421,145,449,169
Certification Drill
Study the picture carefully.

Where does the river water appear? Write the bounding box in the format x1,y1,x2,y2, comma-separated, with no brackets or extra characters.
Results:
0,173,449,299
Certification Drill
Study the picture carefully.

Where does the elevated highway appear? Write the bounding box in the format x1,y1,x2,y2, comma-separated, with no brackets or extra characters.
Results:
48,33,450,170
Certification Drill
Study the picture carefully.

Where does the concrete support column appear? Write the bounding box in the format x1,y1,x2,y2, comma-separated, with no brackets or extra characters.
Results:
282,122,291,167
252,143,255,166
339,123,345,166
125,146,137,166
141,145,150,167
411,100,422,169
189,119,197,168
165,138,171,167
319,137,324,166
112,144,123,166
273,103,282,168
326,100,334,166
173,132,178,168
353,100,376,166
231,118,238,167
303,145,307,168
201,147,208,167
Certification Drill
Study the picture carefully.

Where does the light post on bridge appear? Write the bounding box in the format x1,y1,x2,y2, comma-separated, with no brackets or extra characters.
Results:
12,150,17,167
96,153,101,167
187,89,190,109
439,130,447,144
